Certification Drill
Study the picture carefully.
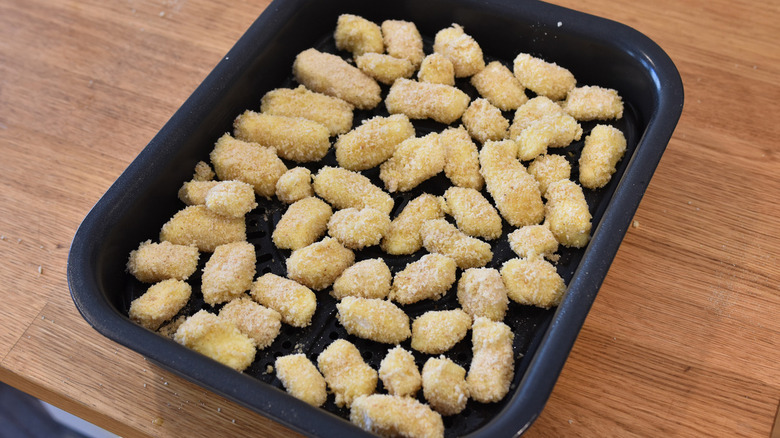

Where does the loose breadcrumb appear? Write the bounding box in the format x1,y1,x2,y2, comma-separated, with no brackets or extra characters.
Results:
327,207,391,249
312,167,394,215
275,167,314,204
507,225,559,261
159,205,246,252
411,309,472,354
210,133,287,198
514,113,583,161
379,133,445,192
334,14,384,56
417,53,455,85
500,258,566,308
462,98,509,144
381,20,424,68
457,268,509,321
356,53,414,85
389,253,457,305
433,24,485,77
129,279,191,330
332,258,392,300
204,180,257,218
127,240,199,283
260,85,354,136
157,315,186,339
467,317,514,403
443,187,502,240
178,180,219,205
439,126,484,190
379,346,421,397
578,124,627,189
527,154,571,197
174,310,256,372
385,78,470,125
381,194,445,255
286,237,355,291
201,241,256,306
275,354,327,407
422,356,469,416
272,197,333,250
219,297,281,349
317,339,377,408
192,161,215,181
470,61,528,110
420,219,493,269
250,273,317,327
562,86,624,121
335,114,415,171
233,111,330,163
544,179,592,247
336,297,411,344
513,53,576,101
293,48,381,110
350,394,444,438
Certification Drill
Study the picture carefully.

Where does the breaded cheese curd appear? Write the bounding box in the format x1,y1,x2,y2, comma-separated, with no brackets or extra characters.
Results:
174,310,255,372
420,219,493,269
350,394,444,438
204,180,257,218
514,113,583,161
356,53,414,85
275,354,328,407
272,196,332,251
457,267,509,322
379,346,421,397
286,237,355,291
210,133,287,198
327,207,391,249
127,240,199,283
385,78,470,125
335,114,415,171
479,140,545,227
201,241,256,306
317,339,377,408
507,225,559,260
389,254,457,305
579,124,627,189
293,48,381,110
470,61,528,110
527,153,571,196
500,258,566,308
380,194,445,255
562,85,624,121
508,96,566,139
160,205,246,252
467,317,514,403
439,126,484,190
192,160,215,181
250,273,316,327
433,24,485,77
336,297,411,344
334,14,384,56
544,179,592,247
381,20,424,68
233,111,330,163
260,85,354,136
422,356,469,416
443,187,502,240
513,53,576,101
461,98,509,144
379,133,445,192
411,309,472,355
275,167,313,204
417,53,455,85
178,180,219,205
219,297,281,349
331,258,392,300
312,167,394,215
129,279,191,330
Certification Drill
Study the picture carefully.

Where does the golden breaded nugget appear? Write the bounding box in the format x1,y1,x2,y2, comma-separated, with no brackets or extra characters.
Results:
286,237,355,291
479,140,545,227
201,242,256,306
219,297,281,349
507,225,559,261
467,317,514,403
129,279,191,330
513,53,576,101
527,154,571,197
462,98,509,144
157,315,186,339
544,179,592,247
381,194,445,255
275,167,313,204
379,133,445,192
317,339,377,408
332,258,391,300
385,78,470,125
417,53,455,85
204,180,257,218
336,297,411,344
379,346,421,397
127,240,199,283
470,61,528,110
327,207,391,249
193,160,215,181
160,205,246,252
500,258,566,308
439,126,483,190
350,394,444,438
420,219,493,269
422,356,469,416
275,354,327,407
272,197,332,250
515,113,583,161
293,48,381,110
178,180,219,205
210,133,287,198
457,268,508,321
335,114,415,171
390,253,457,305
312,167,394,215
356,53,414,85
509,96,565,139
174,310,256,372
443,187,502,240
250,273,317,327
579,124,627,189
334,14,384,56
260,85,354,136
381,20,424,68
411,309,471,355
233,111,330,163
562,85,624,121
433,24,485,77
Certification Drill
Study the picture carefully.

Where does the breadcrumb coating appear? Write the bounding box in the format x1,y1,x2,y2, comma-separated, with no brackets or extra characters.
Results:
336,297,411,344
439,126,484,190
507,224,559,261
579,124,627,189
380,194,445,255
160,205,246,252
317,339,377,408
201,241,256,306
204,180,257,218
335,114,415,171
562,85,624,121
420,219,493,269
544,179,592,247
514,113,582,161
293,48,381,110
275,167,314,204
417,53,455,85
334,14,384,57
219,297,281,350
328,207,391,249
332,258,391,300
381,20,424,68
433,24,485,78
467,317,514,403
462,98,509,144
457,268,508,322
127,240,199,283
178,180,219,205
527,154,571,197
356,53,414,85
385,78,470,125
275,354,328,407
513,53,576,101
411,309,472,354
192,160,215,181
210,133,287,198
250,273,317,327
174,310,256,372
233,111,330,163
286,237,355,291
260,85,354,136
350,394,444,438
500,258,566,308
509,96,565,139
422,356,469,416
378,346,421,397
157,315,186,339
312,167,394,215
470,61,528,110
129,279,191,330
443,187,502,240
389,253,457,305
272,196,332,250
379,133,445,192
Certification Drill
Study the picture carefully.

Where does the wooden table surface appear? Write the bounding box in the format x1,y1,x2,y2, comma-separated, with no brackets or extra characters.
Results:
1,0,778,436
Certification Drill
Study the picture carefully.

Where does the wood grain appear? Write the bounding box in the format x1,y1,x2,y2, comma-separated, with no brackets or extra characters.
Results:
0,0,777,437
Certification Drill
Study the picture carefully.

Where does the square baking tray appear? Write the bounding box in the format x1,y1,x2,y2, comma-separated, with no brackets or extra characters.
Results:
68,0,683,436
